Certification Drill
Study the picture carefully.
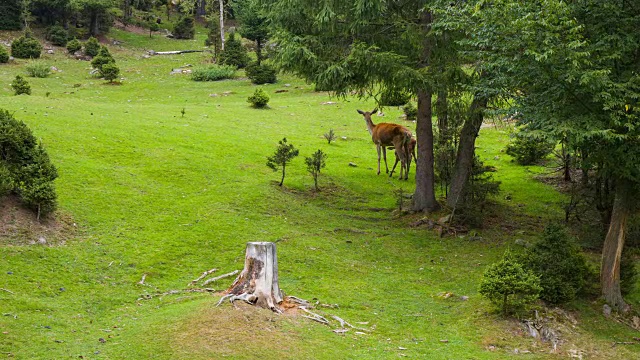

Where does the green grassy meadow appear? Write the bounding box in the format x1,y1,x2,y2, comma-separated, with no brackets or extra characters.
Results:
0,28,638,359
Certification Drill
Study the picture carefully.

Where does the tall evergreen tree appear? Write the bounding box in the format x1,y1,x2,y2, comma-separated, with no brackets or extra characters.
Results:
0,0,23,30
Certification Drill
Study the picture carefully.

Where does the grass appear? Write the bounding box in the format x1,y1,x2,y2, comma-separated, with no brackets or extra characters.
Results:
0,28,639,359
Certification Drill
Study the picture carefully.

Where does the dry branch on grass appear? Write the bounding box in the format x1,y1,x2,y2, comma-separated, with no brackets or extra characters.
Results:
202,270,239,286
1,288,15,294
137,288,216,301
189,268,218,286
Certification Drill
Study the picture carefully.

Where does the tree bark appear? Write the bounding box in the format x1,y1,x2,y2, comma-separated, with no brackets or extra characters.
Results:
224,242,283,311
446,93,487,209
413,89,440,212
219,0,225,50
601,180,632,312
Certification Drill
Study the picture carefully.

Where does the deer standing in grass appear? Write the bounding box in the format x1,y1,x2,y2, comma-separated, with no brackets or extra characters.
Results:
389,137,417,180
357,109,412,179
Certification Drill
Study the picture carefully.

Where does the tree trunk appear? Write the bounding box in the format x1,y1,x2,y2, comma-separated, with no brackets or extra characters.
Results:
279,164,286,186
436,91,448,147
224,242,283,311
256,38,262,65
219,0,225,50
446,93,487,209
600,180,631,312
413,89,440,212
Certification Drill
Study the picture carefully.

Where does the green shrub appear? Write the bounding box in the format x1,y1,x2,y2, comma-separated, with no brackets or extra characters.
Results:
66,38,82,54
25,62,51,78
380,88,410,106
101,63,120,83
620,248,637,296
520,224,594,304
245,62,277,84
11,75,31,95
0,46,9,63
173,16,195,39
91,46,115,72
0,109,58,219
84,37,100,57
0,0,22,31
505,129,556,165
403,102,418,120
46,25,69,46
219,32,250,69
247,88,270,108
479,250,542,316
305,149,327,191
454,156,501,228
191,65,236,81
266,138,299,186
11,35,43,59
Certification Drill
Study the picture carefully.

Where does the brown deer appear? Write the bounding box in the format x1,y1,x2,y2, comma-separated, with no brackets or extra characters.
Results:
357,109,412,178
389,137,416,180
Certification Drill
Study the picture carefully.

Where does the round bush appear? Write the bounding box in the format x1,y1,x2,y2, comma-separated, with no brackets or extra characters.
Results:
84,37,100,57
66,38,82,54
247,88,270,108
101,63,120,83
173,16,195,39
0,46,9,63
403,102,418,120
505,129,556,165
219,32,250,69
380,89,410,106
11,36,43,59
91,46,115,72
245,62,277,84
11,75,31,95
46,25,69,46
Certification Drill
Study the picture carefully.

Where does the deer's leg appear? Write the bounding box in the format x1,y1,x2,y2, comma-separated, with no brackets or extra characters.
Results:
382,146,389,173
376,145,382,175
390,155,399,177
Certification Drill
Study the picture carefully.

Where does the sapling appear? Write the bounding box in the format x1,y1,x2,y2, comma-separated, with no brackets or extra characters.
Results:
266,138,299,186
305,149,327,191
324,129,336,144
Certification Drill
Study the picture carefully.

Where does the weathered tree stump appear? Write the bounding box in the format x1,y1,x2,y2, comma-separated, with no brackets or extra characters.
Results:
219,242,283,312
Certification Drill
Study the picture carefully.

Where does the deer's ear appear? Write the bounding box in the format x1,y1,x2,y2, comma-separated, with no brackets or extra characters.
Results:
357,110,364,115
372,108,378,114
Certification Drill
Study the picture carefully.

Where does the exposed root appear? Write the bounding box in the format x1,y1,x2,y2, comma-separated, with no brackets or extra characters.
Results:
137,288,215,301
189,268,218,286
202,270,239,286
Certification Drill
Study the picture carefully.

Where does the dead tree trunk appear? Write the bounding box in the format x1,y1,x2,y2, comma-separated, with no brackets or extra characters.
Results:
221,242,283,312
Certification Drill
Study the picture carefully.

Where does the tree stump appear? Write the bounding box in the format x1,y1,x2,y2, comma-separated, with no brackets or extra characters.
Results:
220,242,284,312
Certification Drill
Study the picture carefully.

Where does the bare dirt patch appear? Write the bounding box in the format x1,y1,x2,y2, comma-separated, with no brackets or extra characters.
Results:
0,195,77,246
171,301,309,359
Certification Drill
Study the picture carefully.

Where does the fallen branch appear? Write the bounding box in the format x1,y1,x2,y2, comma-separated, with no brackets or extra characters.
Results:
189,268,218,286
0,288,14,294
612,341,639,347
202,270,239,286
137,274,147,285
302,314,330,325
137,288,215,301
149,50,204,55
299,307,330,325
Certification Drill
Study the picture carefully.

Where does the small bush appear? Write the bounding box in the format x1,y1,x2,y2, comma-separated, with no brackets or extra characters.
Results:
11,75,31,95
505,129,556,165
191,65,236,81
25,62,51,78
66,38,82,54
403,102,418,120
84,37,100,57
380,89,410,106
173,16,195,39
91,46,115,72
245,62,277,84
219,32,250,69
11,35,43,59
305,149,327,191
248,88,270,108
0,46,9,63
520,224,594,304
266,138,299,186
324,129,336,144
479,250,542,316
101,63,120,83
46,25,69,46
454,156,501,227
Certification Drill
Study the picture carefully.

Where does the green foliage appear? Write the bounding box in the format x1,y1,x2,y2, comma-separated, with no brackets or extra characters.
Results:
305,149,327,191
0,0,22,30
25,62,51,78
46,25,69,46
505,129,556,166
0,46,9,63
235,0,270,64
173,16,195,39
247,88,270,108
91,46,115,72
66,38,82,53
403,102,417,120
101,62,120,83
190,65,236,82
11,75,31,95
148,21,159,38
454,157,501,228
520,224,594,304
0,109,58,218
85,37,101,57
219,32,250,69
380,89,410,107
245,62,277,84
205,17,222,55
479,250,542,316
620,248,637,296
11,35,43,59
324,129,336,144
266,138,299,186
